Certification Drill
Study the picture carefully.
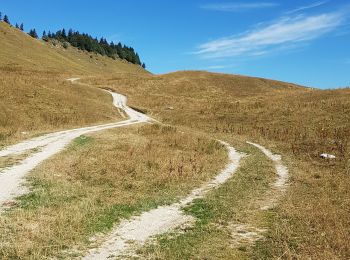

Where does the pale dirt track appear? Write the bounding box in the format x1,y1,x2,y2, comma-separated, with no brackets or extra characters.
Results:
247,141,289,210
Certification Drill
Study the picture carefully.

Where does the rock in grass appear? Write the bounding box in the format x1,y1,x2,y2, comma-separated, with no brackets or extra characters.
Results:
320,153,336,159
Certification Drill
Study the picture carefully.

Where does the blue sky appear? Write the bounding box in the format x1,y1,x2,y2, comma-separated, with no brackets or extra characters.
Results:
1,0,349,88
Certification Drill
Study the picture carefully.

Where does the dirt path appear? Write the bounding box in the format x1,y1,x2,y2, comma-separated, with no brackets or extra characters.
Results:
0,79,151,209
82,142,289,259
83,141,244,259
223,142,290,248
247,141,289,210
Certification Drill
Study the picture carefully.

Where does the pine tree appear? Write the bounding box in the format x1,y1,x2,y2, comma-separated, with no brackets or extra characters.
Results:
15,23,19,29
33,29,38,38
20,23,24,31
142,63,146,69
68,29,73,40
42,30,49,41
29,29,38,39
0,12,2,21
3,15,10,25
61,28,66,39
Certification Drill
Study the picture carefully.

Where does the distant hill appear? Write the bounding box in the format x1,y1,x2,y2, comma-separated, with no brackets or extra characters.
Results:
0,21,148,76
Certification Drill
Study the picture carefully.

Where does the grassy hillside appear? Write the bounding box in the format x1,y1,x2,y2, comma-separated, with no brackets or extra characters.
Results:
0,22,147,75
0,22,148,146
84,71,350,259
86,71,349,159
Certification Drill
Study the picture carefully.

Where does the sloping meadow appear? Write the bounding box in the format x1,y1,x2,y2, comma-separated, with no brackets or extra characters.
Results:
83,72,350,258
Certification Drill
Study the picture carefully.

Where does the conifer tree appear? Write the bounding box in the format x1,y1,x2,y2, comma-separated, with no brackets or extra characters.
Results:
61,28,66,39
3,15,10,25
42,30,49,41
15,23,19,29
20,23,24,31
29,29,38,38
0,12,2,21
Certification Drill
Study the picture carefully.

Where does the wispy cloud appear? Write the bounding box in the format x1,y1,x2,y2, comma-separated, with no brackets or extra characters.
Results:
287,1,328,14
195,11,346,59
200,2,278,12
205,65,229,69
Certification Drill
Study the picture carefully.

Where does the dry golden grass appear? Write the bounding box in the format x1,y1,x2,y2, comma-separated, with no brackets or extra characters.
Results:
0,22,149,146
0,69,122,146
138,140,276,259
85,71,349,159
0,124,227,259
83,71,350,258
0,22,147,76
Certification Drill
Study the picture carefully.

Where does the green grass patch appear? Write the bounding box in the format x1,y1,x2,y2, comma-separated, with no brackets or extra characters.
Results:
74,135,94,146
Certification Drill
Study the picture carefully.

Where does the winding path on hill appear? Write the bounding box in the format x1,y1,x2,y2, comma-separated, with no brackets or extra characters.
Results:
0,78,150,209
0,78,289,259
82,141,289,259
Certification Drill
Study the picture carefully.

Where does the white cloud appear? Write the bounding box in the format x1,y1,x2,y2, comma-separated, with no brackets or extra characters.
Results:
287,1,328,14
205,65,228,69
200,2,278,12
195,11,345,59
